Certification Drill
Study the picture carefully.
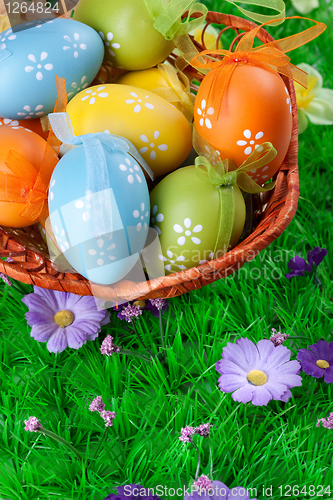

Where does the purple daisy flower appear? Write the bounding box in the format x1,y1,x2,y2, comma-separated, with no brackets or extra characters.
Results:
22,286,110,353
216,338,302,406
285,246,327,279
103,484,162,500
184,481,258,500
297,340,333,383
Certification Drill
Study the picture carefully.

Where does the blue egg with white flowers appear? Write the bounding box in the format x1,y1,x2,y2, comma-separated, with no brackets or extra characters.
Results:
48,142,150,285
0,18,104,119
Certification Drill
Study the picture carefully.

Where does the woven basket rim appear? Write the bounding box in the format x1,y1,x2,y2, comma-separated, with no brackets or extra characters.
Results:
0,10,299,301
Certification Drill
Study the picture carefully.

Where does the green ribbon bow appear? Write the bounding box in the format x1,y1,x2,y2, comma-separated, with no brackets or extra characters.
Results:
143,0,286,42
143,0,208,40
195,142,277,257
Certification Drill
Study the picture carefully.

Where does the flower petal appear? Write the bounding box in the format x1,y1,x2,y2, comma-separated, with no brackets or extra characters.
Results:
47,329,69,353
231,385,254,404
218,373,247,392
297,109,308,134
251,386,272,406
30,322,57,342
66,326,87,349
305,95,333,126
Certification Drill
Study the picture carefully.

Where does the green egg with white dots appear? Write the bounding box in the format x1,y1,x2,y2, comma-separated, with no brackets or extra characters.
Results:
73,0,175,70
150,165,246,274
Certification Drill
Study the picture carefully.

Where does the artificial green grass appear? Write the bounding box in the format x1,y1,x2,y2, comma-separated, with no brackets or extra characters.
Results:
1,0,333,499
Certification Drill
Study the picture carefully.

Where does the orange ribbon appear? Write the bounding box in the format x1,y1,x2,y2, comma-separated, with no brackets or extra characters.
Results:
190,16,326,120
1,76,67,225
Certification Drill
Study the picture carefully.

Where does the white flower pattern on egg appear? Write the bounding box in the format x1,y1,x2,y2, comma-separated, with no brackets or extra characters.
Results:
54,224,70,252
236,129,264,155
118,157,142,184
198,252,214,265
197,99,214,129
68,76,89,97
81,86,108,105
285,86,292,114
173,218,203,246
98,31,121,58
133,202,149,232
139,131,168,160
17,104,44,119
0,29,16,50
0,118,19,126
158,250,186,271
63,33,87,58
88,238,116,266
125,92,154,113
24,52,53,81
150,205,164,236
74,190,93,222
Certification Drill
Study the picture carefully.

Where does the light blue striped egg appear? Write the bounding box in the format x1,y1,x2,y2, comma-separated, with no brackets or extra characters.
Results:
48,144,150,285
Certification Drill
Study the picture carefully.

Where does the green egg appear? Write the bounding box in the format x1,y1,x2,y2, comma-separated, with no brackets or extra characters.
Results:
73,0,175,70
150,165,246,274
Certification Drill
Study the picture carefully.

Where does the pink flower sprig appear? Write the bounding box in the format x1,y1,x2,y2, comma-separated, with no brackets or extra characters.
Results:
24,416,42,432
24,416,83,461
100,335,121,356
89,396,117,427
269,328,289,347
317,413,333,429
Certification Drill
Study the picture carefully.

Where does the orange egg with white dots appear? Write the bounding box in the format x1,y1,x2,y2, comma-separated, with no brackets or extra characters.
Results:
0,117,49,139
0,126,48,227
194,64,293,184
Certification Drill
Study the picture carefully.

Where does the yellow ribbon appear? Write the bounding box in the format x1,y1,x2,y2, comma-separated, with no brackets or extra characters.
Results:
195,140,277,256
151,64,194,121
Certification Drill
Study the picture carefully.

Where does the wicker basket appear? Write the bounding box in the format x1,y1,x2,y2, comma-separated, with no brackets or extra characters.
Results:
0,11,299,301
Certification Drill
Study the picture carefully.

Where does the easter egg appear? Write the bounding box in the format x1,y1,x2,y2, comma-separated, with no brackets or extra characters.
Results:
115,65,187,115
73,0,174,70
66,84,192,178
0,126,49,227
150,165,246,273
48,142,150,284
0,116,48,139
0,18,104,119
194,65,293,184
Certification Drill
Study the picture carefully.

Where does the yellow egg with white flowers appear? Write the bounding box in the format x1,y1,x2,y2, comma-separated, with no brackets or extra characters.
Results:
66,84,192,178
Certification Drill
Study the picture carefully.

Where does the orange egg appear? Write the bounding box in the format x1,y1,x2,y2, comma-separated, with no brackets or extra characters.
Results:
0,126,48,227
194,65,293,184
0,117,49,140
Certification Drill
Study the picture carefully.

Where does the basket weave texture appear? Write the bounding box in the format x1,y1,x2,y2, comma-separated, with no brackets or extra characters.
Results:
0,11,299,301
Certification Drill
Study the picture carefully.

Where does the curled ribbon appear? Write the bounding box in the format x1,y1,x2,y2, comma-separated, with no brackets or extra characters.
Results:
143,0,208,41
0,76,66,225
151,64,194,122
48,112,154,238
195,141,277,257
190,17,326,120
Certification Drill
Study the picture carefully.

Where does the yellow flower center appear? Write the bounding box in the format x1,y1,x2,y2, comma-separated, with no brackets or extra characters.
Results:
295,75,318,109
54,310,74,328
133,300,147,309
316,359,329,369
247,369,268,386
